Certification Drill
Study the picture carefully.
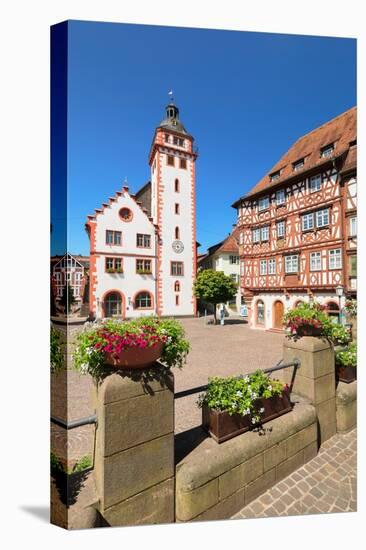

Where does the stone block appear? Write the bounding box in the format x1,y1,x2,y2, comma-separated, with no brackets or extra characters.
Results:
192,488,245,522
319,420,337,443
336,401,357,433
303,441,318,463
336,381,357,406
276,449,304,482
245,468,276,504
103,478,174,526
218,453,263,500
313,374,336,405
103,433,174,508
264,441,287,471
103,389,173,456
176,478,219,521
96,368,173,405
336,381,357,433
286,423,317,457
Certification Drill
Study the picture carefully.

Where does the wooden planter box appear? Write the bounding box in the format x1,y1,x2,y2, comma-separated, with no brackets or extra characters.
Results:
336,364,357,384
202,390,292,444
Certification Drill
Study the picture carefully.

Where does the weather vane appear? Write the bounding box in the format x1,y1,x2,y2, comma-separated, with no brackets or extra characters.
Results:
168,89,174,102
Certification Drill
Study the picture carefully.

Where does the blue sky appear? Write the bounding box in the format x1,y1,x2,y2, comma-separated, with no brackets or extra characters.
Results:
53,21,356,255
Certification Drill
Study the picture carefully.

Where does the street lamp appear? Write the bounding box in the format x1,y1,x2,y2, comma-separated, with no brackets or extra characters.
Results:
335,285,344,324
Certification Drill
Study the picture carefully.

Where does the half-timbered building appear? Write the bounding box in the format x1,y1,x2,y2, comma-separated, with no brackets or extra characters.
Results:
232,107,357,330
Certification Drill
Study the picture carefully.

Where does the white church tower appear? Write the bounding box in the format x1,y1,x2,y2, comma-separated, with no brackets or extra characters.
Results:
149,100,198,316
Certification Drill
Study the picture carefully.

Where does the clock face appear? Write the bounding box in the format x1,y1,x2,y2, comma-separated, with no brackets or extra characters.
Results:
172,240,184,253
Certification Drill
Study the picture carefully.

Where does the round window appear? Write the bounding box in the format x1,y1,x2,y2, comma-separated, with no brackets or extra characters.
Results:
119,207,133,222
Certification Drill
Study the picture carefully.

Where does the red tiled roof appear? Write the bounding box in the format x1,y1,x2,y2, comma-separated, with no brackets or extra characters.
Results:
233,106,356,204
215,233,239,254
340,145,357,174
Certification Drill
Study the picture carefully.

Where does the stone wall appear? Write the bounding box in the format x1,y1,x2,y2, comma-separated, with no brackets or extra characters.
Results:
176,396,317,522
336,381,357,433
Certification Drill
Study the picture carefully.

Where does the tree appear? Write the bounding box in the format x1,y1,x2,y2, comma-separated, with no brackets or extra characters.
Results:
194,269,237,323
59,283,76,314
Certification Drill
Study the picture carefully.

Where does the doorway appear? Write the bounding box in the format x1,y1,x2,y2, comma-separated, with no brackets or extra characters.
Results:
104,291,123,318
273,300,284,329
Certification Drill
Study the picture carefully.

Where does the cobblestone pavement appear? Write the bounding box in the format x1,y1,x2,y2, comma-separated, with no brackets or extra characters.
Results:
51,317,284,465
233,429,357,519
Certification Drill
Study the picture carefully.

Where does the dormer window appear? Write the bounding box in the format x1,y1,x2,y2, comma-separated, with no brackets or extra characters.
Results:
293,158,304,171
270,171,281,182
320,143,334,158
258,196,270,211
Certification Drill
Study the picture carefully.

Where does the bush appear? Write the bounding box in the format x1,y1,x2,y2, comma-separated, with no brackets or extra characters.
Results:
329,323,351,346
345,299,357,318
197,370,287,424
50,326,64,373
336,342,357,368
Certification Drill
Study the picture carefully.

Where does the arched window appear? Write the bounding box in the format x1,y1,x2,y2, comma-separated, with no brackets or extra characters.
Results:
326,301,340,322
256,300,265,325
175,227,180,240
104,292,122,317
135,291,152,309
175,178,180,192
174,281,180,292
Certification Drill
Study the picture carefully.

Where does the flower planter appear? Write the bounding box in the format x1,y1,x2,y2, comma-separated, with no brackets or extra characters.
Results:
202,390,292,443
104,341,164,369
336,364,357,384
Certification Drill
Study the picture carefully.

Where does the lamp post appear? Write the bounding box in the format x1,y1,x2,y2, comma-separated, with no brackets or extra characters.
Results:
335,285,344,324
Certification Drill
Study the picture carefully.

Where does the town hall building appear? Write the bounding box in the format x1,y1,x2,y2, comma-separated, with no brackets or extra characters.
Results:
85,101,198,319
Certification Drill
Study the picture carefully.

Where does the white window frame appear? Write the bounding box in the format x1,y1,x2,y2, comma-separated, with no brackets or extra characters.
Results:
276,220,285,238
293,159,304,171
310,252,321,271
268,258,276,275
309,174,321,193
316,208,329,228
252,228,260,243
276,189,286,206
229,255,239,265
285,255,299,274
329,249,342,270
258,196,269,211
302,212,314,231
270,172,280,183
321,144,334,158
350,216,357,237
261,226,270,241
260,259,267,275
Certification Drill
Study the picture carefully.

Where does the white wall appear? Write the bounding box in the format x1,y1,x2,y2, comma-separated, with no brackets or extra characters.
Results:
214,252,241,311
250,291,346,330
93,191,157,319
157,150,196,316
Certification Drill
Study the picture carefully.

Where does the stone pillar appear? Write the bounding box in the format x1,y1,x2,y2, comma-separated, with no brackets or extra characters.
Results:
283,337,336,444
93,366,175,526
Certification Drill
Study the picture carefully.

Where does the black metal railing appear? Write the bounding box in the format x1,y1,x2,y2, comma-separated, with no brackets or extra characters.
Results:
174,358,300,400
50,414,97,430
